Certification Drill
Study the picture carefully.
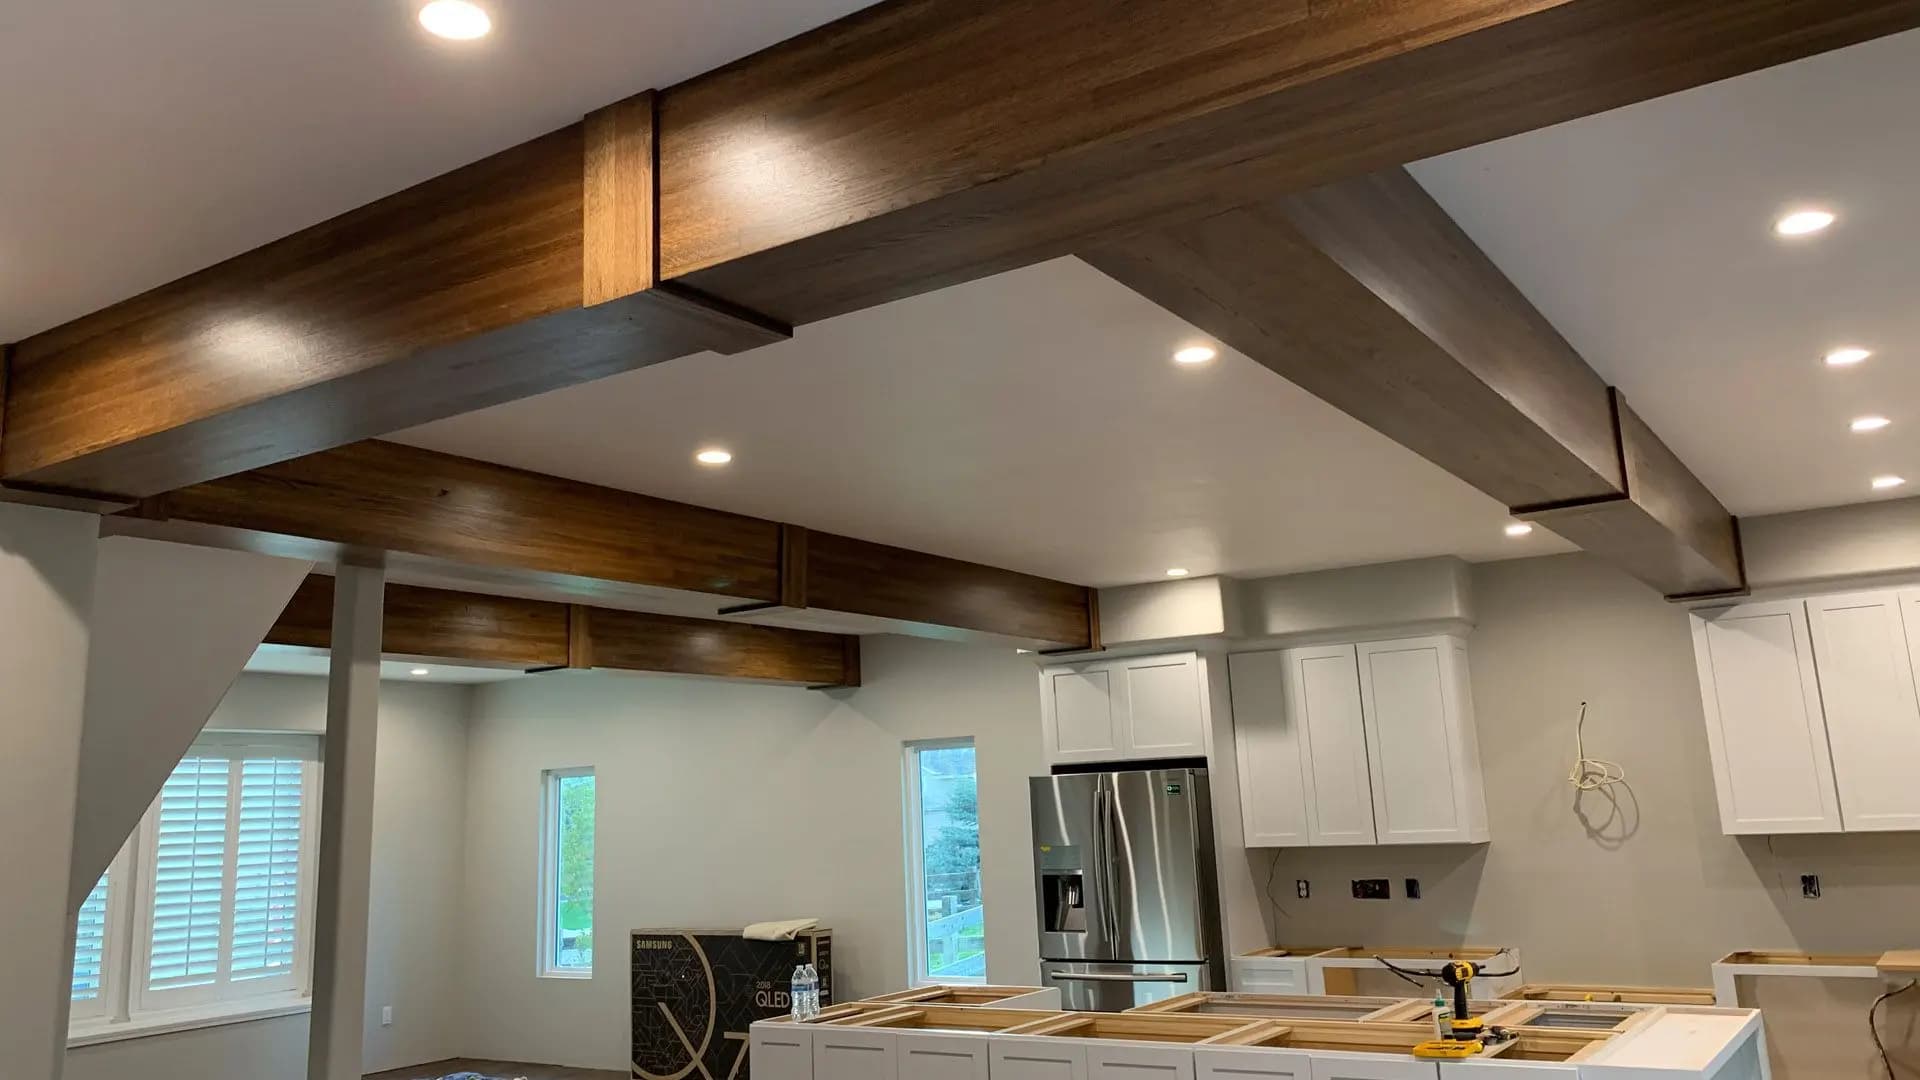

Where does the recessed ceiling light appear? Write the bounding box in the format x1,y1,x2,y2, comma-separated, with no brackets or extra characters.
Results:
1774,208,1835,237
418,0,491,40
1173,345,1217,366
694,448,733,466
1825,347,1872,367
1504,522,1534,537
1165,568,1191,578
409,667,432,677
1872,475,1906,491
1851,416,1891,433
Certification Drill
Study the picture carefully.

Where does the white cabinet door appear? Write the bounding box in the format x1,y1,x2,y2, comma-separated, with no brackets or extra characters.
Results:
1194,1046,1310,1080
1228,955,1313,994
1307,1053,1437,1080
1229,650,1312,847
896,1032,989,1080
1124,655,1209,758
991,1039,1088,1080
1357,638,1476,844
1045,667,1125,763
1810,590,1920,830
1691,602,1843,834
815,1028,898,1080
1086,1042,1194,1080
1291,645,1377,846
752,1024,814,1080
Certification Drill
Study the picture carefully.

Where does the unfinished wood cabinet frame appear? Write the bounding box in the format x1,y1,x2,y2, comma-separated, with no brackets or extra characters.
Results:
1498,983,1718,1006
1709,949,1885,1007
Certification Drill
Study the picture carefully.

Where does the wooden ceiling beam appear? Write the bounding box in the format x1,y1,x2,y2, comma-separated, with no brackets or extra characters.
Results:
1,92,786,501
133,440,1096,649
267,574,858,687
658,0,1920,326
6,1,1915,502
1084,168,1743,598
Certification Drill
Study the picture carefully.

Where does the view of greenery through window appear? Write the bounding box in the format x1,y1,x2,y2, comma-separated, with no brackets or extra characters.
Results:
916,744,985,978
554,772,596,970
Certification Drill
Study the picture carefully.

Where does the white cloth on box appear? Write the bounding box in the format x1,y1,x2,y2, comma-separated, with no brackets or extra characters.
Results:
744,918,819,941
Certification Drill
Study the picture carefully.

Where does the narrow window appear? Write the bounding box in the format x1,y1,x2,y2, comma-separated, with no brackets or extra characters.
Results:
540,767,596,976
904,739,985,985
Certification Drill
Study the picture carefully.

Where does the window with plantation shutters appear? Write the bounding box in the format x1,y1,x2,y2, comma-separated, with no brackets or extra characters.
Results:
69,871,112,1018
147,756,231,991
230,757,305,981
69,730,320,1043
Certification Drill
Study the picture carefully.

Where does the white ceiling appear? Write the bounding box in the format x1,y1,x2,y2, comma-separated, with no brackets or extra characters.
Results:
395,257,1566,587
1411,28,1920,518
0,0,877,341
245,644,526,683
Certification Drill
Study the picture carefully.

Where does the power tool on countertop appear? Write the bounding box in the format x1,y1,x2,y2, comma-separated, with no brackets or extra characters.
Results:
1371,953,1521,1060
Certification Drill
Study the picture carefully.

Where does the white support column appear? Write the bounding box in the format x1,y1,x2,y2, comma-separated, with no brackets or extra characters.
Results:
307,564,385,1080
0,503,99,1080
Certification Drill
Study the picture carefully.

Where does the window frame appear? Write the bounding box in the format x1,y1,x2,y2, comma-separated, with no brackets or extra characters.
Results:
70,732,320,1043
902,737,986,988
537,765,596,979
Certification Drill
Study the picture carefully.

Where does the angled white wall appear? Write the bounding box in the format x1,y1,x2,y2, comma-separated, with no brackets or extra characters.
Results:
0,502,100,1080
67,537,311,909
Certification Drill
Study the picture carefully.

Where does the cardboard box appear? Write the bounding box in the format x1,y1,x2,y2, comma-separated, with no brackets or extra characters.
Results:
631,928,833,1080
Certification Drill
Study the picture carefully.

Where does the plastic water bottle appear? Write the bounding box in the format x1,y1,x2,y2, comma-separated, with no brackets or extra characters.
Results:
790,965,808,1020
801,963,821,1018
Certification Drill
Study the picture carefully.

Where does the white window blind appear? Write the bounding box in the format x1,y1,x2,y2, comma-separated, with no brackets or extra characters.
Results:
231,757,305,981
148,757,230,990
72,871,110,1002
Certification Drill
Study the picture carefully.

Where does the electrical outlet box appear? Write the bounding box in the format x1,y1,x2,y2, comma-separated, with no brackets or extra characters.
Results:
1352,878,1390,900
1405,878,1422,900
381,1005,393,1027
1296,879,1310,900
1801,874,1821,899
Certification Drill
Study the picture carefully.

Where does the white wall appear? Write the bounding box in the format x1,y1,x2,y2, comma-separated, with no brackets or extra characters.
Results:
0,503,98,1079
457,634,1045,1071
63,673,474,1080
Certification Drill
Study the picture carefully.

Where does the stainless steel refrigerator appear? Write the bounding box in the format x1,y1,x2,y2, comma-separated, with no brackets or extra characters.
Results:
1029,767,1224,1011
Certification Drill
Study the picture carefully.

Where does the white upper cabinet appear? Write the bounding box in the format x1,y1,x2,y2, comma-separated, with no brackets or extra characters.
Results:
1809,590,1920,830
1690,600,1843,834
1044,667,1124,763
1358,637,1487,845
1125,655,1209,757
1227,650,1312,847
1230,636,1486,847
1040,653,1209,765
1289,645,1377,846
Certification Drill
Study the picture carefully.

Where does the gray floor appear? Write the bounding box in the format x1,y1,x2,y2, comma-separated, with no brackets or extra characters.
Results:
364,1059,626,1080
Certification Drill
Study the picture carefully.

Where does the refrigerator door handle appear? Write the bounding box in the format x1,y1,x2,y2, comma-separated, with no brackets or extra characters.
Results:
1048,971,1191,984
1097,778,1119,943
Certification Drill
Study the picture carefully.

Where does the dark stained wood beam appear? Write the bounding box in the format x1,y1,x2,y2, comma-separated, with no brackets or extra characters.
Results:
269,574,569,669
1084,167,1742,598
659,0,1920,326
134,440,1096,648
1,92,787,501
7,2,1916,504
267,574,859,687
1521,393,1746,599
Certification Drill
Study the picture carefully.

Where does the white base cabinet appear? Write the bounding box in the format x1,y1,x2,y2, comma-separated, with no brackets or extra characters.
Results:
752,1022,817,1080
1232,636,1488,847
1040,653,1213,766
990,1037,1088,1080
1692,588,1920,835
898,1032,992,1080
1193,1046,1311,1080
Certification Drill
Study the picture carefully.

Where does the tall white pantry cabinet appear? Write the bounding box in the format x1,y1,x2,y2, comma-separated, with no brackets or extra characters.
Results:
1692,587,1920,834
1229,635,1490,847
